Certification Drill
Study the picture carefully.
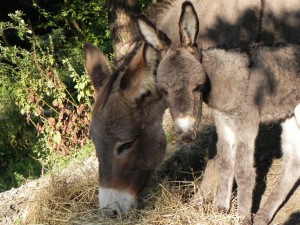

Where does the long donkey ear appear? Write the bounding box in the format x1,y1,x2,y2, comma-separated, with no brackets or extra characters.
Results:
137,16,171,53
179,1,199,46
119,44,158,102
84,43,112,97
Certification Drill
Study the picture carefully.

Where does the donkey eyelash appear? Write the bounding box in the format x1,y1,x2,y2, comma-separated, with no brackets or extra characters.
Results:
158,88,168,95
117,139,136,156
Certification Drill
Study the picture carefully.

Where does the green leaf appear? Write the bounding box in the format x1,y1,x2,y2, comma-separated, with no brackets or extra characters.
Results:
53,131,61,144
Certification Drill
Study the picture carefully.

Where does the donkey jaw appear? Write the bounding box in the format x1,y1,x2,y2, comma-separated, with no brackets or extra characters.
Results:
99,187,137,216
175,116,197,143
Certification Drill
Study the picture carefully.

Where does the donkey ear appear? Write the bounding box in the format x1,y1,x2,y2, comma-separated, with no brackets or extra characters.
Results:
84,43,112,96
119,44,158,102
137,16,171,53
179,1,199,46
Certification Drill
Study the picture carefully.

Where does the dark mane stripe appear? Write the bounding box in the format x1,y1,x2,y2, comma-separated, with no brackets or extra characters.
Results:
92,42,144,117
93,0,178,118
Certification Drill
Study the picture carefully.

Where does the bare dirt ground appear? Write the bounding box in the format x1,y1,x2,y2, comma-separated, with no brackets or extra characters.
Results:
0,105,299,224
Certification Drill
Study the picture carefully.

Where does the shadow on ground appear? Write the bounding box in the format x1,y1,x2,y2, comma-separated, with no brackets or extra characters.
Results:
149,121,299,223
252,123,282,213
157,125,216,182
284,211,300,225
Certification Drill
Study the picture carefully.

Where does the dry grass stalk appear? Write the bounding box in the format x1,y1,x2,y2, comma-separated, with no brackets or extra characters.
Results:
25,159,243,225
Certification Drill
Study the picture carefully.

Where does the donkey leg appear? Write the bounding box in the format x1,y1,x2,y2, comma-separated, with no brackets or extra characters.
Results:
234,127,258,224
254,117,300,225
213,111,236,213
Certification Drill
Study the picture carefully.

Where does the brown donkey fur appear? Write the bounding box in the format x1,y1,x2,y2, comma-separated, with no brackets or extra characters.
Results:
138,2,300,225
85,43,167,215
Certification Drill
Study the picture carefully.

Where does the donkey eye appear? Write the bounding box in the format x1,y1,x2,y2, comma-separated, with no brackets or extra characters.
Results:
159,88,168,96
117,140,136,156
193,84,205,93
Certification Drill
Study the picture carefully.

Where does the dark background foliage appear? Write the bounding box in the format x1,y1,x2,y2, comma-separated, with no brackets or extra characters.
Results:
0,0,150,191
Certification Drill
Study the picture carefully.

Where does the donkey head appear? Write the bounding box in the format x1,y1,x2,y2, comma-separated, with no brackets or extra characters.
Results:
138,2,206,143
85,43,167,215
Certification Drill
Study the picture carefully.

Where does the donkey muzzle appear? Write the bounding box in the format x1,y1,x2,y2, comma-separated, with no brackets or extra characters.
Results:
180,130,197,143
99,187,137,216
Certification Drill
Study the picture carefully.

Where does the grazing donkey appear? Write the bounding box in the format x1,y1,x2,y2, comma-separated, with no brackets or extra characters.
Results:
138,2,300,224
85,43,167,216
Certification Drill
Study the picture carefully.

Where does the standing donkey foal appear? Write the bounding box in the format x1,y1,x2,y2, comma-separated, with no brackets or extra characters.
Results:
138,2,300,225
138,2,206,143
85,43,167,216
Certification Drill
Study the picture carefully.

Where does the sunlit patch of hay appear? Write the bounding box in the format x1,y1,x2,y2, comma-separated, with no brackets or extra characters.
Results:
135,179,243,225
25,158,243,225
26,158,99,224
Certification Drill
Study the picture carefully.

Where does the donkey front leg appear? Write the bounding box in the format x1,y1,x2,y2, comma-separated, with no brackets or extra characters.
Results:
254,116,300,225
213,111,237,213
234,124,258,224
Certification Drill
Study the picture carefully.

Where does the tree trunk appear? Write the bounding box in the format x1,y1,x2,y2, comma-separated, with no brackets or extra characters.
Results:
108,0,142,62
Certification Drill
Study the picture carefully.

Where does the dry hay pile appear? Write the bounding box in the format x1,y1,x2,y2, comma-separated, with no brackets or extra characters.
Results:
1,158,242,225
26,174,243,224
1,108,244,224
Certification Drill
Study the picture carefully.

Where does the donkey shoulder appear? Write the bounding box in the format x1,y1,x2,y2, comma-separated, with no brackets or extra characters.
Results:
203,48,250,112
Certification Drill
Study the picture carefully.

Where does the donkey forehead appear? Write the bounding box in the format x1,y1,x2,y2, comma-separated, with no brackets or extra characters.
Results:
165,47,200,63
93,97,140,137
157,48,204,86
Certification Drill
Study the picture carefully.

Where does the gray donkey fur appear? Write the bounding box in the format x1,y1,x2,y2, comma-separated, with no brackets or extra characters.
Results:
138,2,300,224
147,0,300,49
204,46,300,225
142,0,300,141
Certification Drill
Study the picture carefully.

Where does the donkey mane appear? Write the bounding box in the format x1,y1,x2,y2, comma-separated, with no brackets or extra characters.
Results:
92,71,117,118
92,42,158,117
92,43,142,117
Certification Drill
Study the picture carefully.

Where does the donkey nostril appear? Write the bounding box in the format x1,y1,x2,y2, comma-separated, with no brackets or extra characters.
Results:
181,131,196,143
191,130,197,140
113,210,118,216
181,129,197,143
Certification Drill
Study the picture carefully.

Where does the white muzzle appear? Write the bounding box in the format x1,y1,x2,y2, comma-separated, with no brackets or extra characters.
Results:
99,187,137,216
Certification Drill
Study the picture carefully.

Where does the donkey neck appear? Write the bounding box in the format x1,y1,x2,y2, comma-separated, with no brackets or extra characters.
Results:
202,48,250,113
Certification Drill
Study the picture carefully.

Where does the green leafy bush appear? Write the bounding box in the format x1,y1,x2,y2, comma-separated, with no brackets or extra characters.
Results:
0,0,111,189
